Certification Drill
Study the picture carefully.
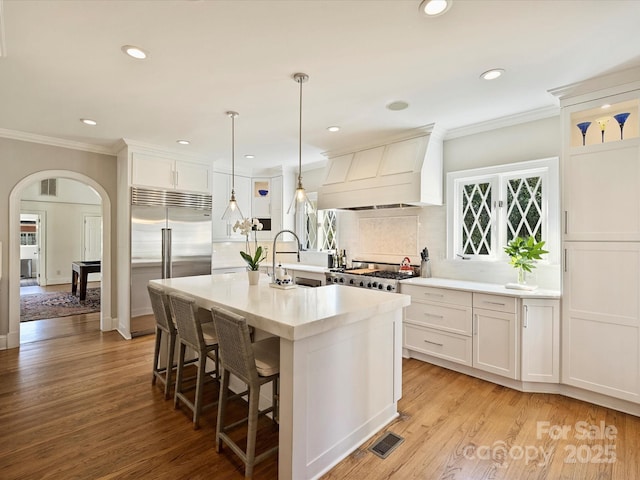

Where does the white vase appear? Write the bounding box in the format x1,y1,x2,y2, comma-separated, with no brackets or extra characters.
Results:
247,270,260,285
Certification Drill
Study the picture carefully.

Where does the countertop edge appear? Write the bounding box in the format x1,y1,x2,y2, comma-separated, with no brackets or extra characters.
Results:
399,277,561,299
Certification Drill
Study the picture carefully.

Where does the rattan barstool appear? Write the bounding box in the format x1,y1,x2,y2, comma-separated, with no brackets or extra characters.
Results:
211,306,279,479
169,292,220,429
148,284,177,400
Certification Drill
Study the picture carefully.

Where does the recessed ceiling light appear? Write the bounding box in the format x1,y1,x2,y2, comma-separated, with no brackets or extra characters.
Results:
244,154,255,159
121,45,148,59
480,68,505,80
419,0,452,17
176,140,190,145
386,101,409,111
80,118,97,126
327,126,340,132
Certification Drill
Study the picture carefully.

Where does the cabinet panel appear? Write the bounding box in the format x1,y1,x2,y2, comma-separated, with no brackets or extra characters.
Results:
562,241,640,402
401,284,472,306
521,299,560,383
404,324,472,366
473,293,516,314
379,137,425,176
346,147,384,181
176,161,210,193
324,154,353,185
131,153,175,190
405,302,472,335
473,308,518,379
564,142,640,240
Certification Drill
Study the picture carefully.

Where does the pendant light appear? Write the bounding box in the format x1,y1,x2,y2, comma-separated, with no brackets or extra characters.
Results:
287,72,315,215
222,111,244,221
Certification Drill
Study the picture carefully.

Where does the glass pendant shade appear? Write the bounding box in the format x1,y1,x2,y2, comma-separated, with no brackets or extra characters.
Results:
222,111,244,222
287,73,316,215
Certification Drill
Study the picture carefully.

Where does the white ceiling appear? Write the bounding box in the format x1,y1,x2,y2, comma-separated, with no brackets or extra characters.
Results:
1,0,640,172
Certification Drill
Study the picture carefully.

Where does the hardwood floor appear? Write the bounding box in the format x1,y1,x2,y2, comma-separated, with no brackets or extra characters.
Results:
1,320,639,480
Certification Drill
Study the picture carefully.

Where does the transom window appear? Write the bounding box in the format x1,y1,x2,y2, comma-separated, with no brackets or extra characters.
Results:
447,158,559,263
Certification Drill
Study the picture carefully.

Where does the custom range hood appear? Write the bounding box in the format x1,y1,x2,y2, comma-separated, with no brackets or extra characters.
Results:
317,125,444,210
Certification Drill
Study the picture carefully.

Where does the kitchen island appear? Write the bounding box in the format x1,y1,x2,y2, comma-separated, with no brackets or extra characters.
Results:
150,273,410,480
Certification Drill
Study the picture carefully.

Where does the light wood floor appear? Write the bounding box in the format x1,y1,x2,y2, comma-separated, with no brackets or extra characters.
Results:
1,317,639,480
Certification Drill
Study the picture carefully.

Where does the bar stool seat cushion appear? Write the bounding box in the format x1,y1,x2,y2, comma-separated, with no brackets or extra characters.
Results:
201,322,218,345
252,337,280,377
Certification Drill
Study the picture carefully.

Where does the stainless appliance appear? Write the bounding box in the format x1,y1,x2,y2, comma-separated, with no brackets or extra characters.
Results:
325,260,419,293
130,187,212,323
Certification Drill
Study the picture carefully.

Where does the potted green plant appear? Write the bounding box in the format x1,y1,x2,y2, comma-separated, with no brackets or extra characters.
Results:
503,236,548,285
233,218,266,285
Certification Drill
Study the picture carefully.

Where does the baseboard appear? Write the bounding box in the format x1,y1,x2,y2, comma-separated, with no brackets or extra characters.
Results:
0,331,21,350
405,349,640,417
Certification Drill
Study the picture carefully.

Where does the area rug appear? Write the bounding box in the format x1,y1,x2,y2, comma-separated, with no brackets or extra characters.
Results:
20,288,101,322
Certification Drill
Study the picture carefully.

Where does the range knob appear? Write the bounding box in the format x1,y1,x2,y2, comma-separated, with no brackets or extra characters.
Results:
372,282,378,288
333,278,339,283
386,285,393,291
378,284,384,290
339,277,345,283
349,279,354,285
367,282,372,288
359,281,364,287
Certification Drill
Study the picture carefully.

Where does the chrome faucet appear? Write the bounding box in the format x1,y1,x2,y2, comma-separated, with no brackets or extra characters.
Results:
271,229,301,282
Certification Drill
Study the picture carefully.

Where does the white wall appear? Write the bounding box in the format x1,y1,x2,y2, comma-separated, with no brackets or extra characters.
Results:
21,178,101,204
335,116,562,289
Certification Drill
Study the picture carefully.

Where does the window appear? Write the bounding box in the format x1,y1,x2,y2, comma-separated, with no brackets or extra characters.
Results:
298,192,337,251
447,158,559,263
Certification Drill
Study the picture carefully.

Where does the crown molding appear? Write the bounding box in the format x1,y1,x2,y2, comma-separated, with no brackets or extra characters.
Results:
0,0,6,58
445,105,560,140
0,128,114,155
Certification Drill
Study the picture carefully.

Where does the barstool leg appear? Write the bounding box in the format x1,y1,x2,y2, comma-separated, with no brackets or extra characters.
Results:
216,370,230,453
164,332,176,400
174,343,186,409
245,385,260,478
193,351,207,429
152,326,162,385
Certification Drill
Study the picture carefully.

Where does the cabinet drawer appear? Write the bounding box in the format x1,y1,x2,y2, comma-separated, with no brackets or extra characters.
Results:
401,284,472,307
404,324,472,366
473,293,516,313
405,302,472,335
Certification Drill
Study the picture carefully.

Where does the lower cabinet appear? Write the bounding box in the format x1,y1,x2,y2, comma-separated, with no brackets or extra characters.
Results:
403,283,559,384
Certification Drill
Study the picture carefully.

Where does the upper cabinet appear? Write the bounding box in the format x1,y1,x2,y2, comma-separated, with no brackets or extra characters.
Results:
562,92,640,241
132,152,211,194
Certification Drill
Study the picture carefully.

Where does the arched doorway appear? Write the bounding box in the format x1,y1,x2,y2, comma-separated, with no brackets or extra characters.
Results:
7,170,113,349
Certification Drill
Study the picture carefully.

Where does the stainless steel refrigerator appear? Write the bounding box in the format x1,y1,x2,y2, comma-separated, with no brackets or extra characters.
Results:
130,187,212,323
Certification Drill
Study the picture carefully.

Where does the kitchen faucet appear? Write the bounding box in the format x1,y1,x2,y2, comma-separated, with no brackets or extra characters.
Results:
271,229,301,282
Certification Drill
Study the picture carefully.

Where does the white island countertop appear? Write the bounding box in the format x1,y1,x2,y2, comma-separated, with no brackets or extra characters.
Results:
150,273,409,341
400,276,561,299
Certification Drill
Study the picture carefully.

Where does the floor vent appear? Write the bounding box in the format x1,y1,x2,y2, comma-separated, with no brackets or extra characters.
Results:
369,432,404,459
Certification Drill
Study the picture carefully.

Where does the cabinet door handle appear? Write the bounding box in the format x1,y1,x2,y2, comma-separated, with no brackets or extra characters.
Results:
424,292,444,298
473,314,478,335
523,304,528,328
424,313,444,319
564,249,567,272
485,301,506,306
564,211,568,235
174,170,179,187
424,340,444,347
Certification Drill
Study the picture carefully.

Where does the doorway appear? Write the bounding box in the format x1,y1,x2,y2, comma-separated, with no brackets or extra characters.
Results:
8,170,113,349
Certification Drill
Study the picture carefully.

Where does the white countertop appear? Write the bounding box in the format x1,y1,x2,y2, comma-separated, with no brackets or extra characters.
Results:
400,277,561,299
150,273,409,341
265,262,329,274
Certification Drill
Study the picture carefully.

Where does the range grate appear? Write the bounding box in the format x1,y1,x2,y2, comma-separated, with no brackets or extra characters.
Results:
368,432,404,459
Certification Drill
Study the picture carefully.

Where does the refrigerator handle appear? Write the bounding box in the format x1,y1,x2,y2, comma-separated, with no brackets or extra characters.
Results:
162,228,172,279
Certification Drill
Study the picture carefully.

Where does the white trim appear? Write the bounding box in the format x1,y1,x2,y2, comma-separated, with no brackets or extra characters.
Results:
7,170,114,349
0,128,113,155
447,157,560,264
445,106,559,140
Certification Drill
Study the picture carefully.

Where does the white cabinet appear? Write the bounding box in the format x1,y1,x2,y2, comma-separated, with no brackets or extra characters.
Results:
132,152,210,193
402,284,473,367
556,77,640,406
521,298,560,383
212,172,250,240
562,242,640,403
472,294,518,380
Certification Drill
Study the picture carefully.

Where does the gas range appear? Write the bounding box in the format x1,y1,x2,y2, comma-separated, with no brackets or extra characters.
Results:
325,261,419,292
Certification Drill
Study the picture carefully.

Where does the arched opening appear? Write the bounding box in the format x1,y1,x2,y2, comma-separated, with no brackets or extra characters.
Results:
7,170,112,348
